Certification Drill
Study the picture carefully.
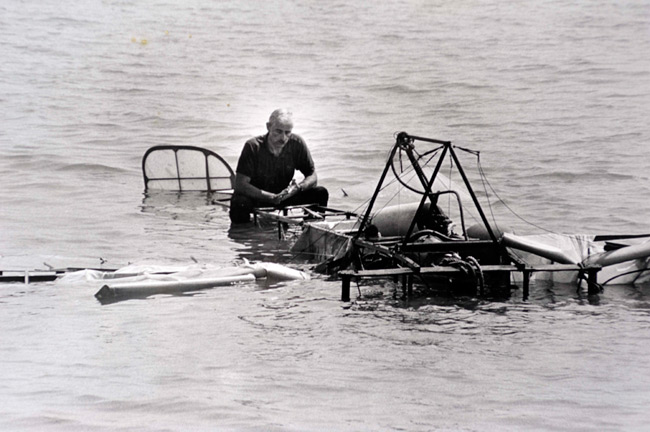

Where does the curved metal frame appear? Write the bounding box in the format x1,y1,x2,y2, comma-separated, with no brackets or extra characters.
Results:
142,145,235,192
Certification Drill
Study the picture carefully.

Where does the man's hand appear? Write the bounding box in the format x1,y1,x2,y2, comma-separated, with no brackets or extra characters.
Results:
270,192,286,205
273,180,300,205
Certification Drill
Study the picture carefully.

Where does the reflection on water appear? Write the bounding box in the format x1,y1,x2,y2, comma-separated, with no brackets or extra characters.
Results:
346,267,650,315
140,190,317,268
140,190,227,218
227,218,309,266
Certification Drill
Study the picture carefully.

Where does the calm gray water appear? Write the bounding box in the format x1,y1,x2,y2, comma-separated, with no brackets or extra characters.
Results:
1,0,650,430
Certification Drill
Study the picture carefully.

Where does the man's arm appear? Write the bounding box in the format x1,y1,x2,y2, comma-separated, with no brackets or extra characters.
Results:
298,172,317,191
234,173,284,205
293,135,318,193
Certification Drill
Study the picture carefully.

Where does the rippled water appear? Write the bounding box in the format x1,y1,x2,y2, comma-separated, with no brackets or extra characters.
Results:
1,0,650,430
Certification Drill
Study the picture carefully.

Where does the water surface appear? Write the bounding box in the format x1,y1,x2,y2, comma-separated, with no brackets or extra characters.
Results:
1,0,649,430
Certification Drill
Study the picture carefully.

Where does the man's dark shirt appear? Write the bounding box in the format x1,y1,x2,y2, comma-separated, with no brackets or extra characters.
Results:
235,133,315,194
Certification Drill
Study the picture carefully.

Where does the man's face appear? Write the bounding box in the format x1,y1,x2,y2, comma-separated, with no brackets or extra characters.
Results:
267,119,293,147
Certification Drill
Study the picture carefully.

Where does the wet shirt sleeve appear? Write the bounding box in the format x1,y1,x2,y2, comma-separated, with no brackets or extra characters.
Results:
294,135,315,177
235,139,258,178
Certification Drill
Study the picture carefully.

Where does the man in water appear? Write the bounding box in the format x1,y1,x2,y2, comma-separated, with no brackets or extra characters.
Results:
229,108,329,223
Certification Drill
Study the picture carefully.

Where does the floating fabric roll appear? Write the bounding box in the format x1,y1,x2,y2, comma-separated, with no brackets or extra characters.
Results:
94,263,310,303
95,273,259,301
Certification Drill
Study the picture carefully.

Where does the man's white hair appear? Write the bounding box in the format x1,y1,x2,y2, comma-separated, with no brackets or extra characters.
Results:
268,108,293,125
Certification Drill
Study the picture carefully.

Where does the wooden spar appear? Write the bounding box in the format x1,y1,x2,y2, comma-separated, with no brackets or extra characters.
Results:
0,267,122,284
254,209,304,225
353,238,421,271
254,205,357,226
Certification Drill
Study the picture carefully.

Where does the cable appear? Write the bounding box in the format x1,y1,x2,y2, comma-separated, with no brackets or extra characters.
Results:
600,268,650,286
474,157,579,238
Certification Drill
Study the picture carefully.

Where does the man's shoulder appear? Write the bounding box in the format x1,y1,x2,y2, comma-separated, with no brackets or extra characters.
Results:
288,133,307,147
245,135,265,148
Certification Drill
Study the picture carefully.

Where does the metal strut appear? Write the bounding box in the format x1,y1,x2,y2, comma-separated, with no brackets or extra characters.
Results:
395,132,499,246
